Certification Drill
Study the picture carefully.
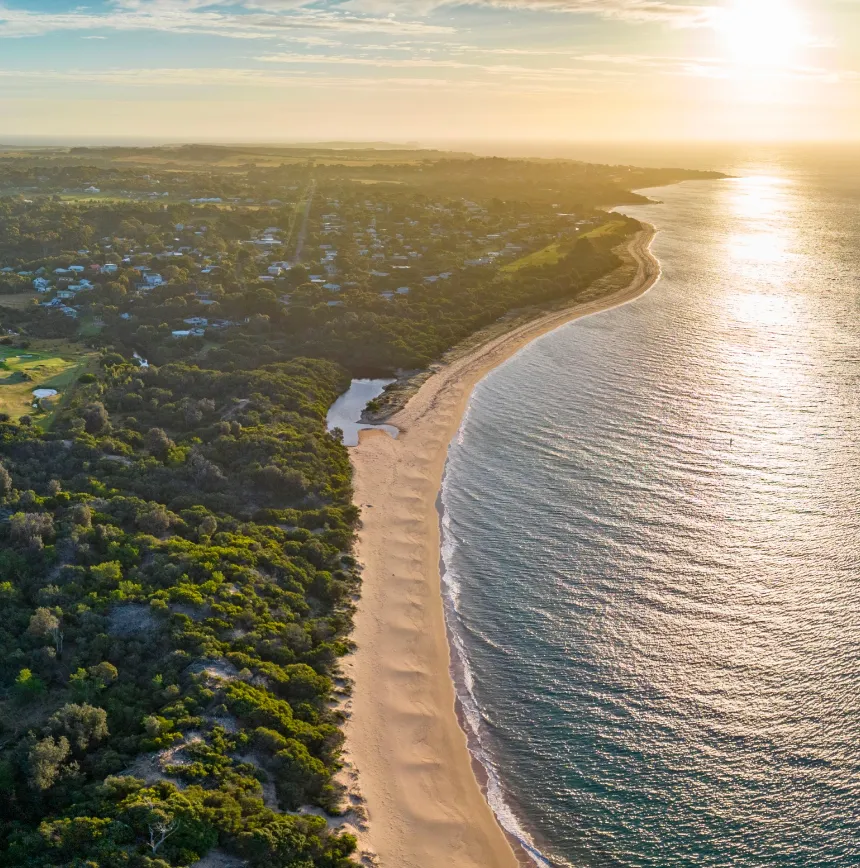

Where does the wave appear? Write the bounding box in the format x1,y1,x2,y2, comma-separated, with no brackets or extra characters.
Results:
439,408,568,868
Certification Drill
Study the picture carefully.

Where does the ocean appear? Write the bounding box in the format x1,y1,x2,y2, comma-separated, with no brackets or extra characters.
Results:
440,147,860,867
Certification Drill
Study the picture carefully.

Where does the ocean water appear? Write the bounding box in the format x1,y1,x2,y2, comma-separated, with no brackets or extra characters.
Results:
441,149,860,867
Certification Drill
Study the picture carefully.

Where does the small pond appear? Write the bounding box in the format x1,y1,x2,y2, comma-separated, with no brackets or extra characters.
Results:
326,379,399,447
33,388,58,399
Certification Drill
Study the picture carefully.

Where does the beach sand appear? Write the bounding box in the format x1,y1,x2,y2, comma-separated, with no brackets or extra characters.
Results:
343,226,660,868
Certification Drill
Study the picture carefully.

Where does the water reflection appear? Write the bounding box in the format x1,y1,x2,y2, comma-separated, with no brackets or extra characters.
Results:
441,158,860,866
725,291,795,327
326,378,398,447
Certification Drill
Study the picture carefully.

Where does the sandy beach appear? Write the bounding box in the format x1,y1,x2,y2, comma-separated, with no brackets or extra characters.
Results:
343,225,660,868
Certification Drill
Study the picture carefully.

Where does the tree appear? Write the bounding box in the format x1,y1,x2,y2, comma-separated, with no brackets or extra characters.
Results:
14,668,46,702
83,401,109,434
71,503,92,528
145,426,173,459
69,660,119,702
28,735,70,791
199,515,217,537
146,808,179,856
11,511,54,550
137,504,171,536
256,465,308,498
273,739,330,809
0,461,12,498
28,606,63,655
36,816,120,861
90,661,119,686
49,703,109,752
91,560,123,586
188,451,225,490
69,661,118,701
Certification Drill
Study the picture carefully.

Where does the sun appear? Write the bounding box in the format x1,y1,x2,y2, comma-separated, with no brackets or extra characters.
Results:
718,0,807,69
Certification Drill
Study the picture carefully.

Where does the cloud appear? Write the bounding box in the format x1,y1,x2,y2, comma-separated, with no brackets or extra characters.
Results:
0,0,720,43
281,34,343,45
252,44,856,88
253,48,703,83
256,50,480,68
0,64,533,92
345,0,719,27
0,1,452,39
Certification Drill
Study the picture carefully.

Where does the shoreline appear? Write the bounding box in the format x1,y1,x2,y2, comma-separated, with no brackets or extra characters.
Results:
343,224,661,868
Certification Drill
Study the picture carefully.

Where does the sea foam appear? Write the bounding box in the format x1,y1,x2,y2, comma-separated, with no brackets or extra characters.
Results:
439,405,562,868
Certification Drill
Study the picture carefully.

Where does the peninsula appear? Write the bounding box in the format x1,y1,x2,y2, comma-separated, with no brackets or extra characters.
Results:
0,145,715,868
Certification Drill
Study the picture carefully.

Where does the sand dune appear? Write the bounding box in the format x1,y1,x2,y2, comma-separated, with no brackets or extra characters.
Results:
344,226,660,868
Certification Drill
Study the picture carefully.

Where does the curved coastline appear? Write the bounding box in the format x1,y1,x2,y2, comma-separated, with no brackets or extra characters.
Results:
344,224,661,868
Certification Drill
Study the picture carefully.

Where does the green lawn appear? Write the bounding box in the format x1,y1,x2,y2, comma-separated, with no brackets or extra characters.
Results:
501,242,567,274
501,219,629,274
0,341,96,425
581,218,627,239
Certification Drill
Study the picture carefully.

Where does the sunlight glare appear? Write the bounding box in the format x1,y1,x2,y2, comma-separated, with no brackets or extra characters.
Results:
719,0,807,69
727,290,796,328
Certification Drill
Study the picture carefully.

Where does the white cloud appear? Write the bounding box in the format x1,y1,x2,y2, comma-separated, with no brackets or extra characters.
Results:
0,65,533,92
345,0,719,27
0,1,452,39
281,34,343,45
252,44,857,87
256,50,480,68
0,0,721,43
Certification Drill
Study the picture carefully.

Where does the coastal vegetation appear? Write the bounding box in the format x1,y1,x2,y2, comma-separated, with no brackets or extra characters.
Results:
0,145,721,867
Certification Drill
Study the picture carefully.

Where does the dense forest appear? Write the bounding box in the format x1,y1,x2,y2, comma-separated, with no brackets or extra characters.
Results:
0,146,721,867
0,355,360,867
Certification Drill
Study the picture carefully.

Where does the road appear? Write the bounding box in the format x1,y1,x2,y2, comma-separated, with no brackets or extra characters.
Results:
293,179,316,264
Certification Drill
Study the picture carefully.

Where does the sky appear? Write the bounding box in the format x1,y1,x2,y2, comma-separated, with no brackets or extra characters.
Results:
1,0,859,142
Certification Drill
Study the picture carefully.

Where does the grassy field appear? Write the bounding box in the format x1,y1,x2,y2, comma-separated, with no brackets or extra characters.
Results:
501,242,567,274
501,219,629,275
581,218,627,239
77,316,105,338
0,292,39,309
0,340,96,425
